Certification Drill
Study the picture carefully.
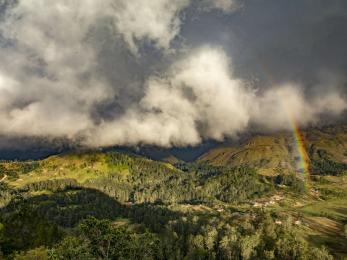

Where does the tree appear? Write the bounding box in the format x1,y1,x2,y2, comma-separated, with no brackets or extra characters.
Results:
240,233,261,260
13,247,49,260
50,236,93,260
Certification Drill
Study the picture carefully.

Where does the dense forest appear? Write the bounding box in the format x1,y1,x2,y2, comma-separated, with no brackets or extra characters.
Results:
0,150,346,259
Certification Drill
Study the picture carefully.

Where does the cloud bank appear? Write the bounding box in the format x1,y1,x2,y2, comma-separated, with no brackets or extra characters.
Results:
0,0,346,148
88,47,347,147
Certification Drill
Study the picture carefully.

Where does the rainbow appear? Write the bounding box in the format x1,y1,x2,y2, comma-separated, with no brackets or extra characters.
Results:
278,94,311,188
232,31,312,186
291,121,311,186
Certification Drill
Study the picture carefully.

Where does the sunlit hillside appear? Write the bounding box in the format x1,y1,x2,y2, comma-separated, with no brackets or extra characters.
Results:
1,126,346,258
198,126,347,176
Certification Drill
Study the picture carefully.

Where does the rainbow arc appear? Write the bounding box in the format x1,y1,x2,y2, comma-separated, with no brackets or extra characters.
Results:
291,122,311,187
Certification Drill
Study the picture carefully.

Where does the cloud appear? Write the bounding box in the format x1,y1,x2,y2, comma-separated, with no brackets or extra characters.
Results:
86,46,347,147
252,85,347,131
87,47,254,147
0,0,114,138
0,0,192,138
199,0,240,12
0,1,345,149
112,0,190,55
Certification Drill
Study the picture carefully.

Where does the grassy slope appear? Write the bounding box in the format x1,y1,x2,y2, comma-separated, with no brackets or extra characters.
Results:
298,175,347,258
198,133,295,175
306,125,347,162
1,152,177,189
3,153,108,188
1,127,347,257
198,126,347,176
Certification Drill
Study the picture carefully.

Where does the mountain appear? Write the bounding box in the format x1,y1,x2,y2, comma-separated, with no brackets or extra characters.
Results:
106,141,221,162
0,136,74,160
198,133,293,175
198,125,347,176
0,126,347,259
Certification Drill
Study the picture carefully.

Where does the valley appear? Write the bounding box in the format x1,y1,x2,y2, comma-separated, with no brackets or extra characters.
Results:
0,126,346,259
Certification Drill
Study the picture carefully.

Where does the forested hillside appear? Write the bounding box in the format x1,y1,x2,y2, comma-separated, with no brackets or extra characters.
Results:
0,127,346,259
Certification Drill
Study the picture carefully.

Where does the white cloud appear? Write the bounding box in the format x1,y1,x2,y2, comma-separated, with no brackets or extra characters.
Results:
112,0,190,54
87,46,254,146
88,46,347,147
251,85,347,130
0,0,191,138
0,1,345,148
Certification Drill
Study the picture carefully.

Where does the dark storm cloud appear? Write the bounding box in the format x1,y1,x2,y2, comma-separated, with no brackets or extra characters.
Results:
0,0,345,149
183,0,347,92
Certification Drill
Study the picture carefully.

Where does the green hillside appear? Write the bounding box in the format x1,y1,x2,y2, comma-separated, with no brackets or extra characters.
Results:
0,127,346,259
1,152,269,205
198,126,347,177
198,134,293,175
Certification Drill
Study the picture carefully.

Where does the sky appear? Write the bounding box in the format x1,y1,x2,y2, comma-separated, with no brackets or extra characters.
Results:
0,0,346,149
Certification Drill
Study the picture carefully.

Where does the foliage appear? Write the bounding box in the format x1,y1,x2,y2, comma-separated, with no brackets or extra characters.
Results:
51,217,163,260
311,158,347,176
0,151,343,259
275,173,306,193
13,247,49,260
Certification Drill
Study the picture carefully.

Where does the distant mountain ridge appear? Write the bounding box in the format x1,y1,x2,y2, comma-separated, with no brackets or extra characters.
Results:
198,125,347,176
1,125,347,258
1,125,346,174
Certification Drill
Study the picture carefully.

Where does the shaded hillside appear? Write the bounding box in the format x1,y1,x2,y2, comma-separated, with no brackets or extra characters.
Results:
107,141,220,162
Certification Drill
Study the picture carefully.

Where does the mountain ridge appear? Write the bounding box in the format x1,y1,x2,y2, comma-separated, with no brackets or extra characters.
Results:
198,125,347,176
1,125,347,258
